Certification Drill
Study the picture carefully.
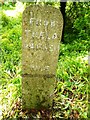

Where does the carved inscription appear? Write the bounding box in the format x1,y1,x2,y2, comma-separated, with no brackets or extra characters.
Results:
22,5,63,109
24,18,59,52
22,5,63,74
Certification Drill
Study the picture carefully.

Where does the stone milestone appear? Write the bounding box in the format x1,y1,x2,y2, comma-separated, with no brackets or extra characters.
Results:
22,5,63,109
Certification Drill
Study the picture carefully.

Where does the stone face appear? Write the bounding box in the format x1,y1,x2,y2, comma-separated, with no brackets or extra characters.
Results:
22,5,63,109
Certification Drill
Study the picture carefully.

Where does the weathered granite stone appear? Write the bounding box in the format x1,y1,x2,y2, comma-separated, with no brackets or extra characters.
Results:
22,5,63,109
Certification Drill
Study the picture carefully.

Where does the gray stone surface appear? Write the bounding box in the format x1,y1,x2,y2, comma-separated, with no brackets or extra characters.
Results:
22,5,63,109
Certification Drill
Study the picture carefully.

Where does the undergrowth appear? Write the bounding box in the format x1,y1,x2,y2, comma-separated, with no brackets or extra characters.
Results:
1,2,89,119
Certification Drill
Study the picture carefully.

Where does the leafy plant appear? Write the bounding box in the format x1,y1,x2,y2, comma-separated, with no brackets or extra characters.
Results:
1,2,89,119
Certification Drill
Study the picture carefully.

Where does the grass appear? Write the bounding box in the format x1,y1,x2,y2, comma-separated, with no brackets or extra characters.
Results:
1,3,89,119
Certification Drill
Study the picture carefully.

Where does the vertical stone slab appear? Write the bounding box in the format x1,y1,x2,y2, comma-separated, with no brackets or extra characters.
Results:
22,5,63,109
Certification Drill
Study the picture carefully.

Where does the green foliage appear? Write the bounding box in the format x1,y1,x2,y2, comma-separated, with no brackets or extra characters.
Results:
1,12,9,27
0,11,21,30
0,2,16,10
1,11,21,72
66,2,90,43
1,8,22,119
1,2,89,119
